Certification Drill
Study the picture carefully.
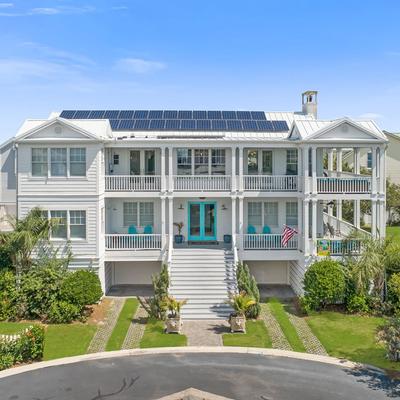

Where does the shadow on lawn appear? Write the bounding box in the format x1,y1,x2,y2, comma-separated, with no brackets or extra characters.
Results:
345,366,400,398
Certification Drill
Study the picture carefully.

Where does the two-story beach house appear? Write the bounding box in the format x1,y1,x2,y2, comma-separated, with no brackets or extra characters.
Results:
0,91,388,318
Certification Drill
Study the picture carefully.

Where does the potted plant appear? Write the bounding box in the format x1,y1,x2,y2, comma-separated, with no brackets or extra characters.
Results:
173,222,184,244
228,292,256,333
164,296,187,334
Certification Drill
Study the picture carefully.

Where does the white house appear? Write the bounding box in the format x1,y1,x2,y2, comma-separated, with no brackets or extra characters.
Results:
0,91,388,318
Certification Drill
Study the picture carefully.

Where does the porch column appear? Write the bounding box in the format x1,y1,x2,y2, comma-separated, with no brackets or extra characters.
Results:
231,147,236,192
311,198,317,256
311,146,317,194
168,196,174,244
371,199,377,237
303,146,310,194
379,199,386,239
297,147,302,191
160,147,166,192
379,146,385,194
238,147,244,192
168,146,173,192
327,148,334,216
303,198,310,255
161,196,166,249
231,196,237,248
336,148,343,220
238,196,244,256
297,197,303,243
354,148,361,228
371,146,377,195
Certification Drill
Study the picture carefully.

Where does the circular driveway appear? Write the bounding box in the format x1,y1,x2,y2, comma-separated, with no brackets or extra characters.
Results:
0,350,399,399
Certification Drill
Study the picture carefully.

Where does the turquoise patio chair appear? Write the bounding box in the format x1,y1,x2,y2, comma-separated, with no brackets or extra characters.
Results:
247,225,256,234
262,225,271,234
143,225,153,234
128,225,137,234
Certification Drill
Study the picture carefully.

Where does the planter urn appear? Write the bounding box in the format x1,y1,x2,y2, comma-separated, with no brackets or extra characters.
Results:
229,314,246,333
174,234,184,244
165,316,182,334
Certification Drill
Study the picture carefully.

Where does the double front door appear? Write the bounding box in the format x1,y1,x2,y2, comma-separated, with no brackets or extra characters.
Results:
188,202,217,241
130,150,155,175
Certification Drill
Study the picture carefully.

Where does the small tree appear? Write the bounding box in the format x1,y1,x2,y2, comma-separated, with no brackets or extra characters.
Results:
236,262,260,318
387,180,400,225
381,318,400,362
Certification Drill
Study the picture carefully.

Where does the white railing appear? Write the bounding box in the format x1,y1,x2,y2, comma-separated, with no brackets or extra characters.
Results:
323,213,371,237
105,234,162,250
317,238,362,256
105,175,161,191
317,176,371,193
242,175,298,191
241,234,298,250
173,175,231,191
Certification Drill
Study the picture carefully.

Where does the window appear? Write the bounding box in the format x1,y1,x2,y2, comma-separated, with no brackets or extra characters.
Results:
247,150,258,174
177,149,192,175
211,149,225,175
248,202,262,226
32,148,48,176
70,148,86,176
140,202,154,226
50,148,67,176
50,210,67,239
264,202,278,226
194,149,209,175
144,150,155,175
123,202,138,227
367,152,372,169
70,211,86,239
286,202,298,227
262,151,273,174
113,154,119,165
286,149,298,175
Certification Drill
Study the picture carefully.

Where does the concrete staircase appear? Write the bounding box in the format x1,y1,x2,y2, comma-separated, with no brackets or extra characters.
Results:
169,248,237,320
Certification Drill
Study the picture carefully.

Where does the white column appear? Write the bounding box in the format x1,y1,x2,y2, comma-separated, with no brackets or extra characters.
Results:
168,146,173,192
161,196,166,248
160,147,166,192
379,146,385,194
168,196,173,242
303,199,310,255
336,148,343,220
231,147,236,192
304,146,309,193
311,146,317,194
371,146,377,194
297,147,302,191
371,199,377,237
297,197,303,238
311,199,317,255
238,196,244,256
238,147,244,192
231,196,236,247
379,199,386,239
354,148,361,228
327,148,334,172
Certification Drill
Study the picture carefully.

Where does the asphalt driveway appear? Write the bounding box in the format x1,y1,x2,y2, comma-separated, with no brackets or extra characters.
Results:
0,352,399,399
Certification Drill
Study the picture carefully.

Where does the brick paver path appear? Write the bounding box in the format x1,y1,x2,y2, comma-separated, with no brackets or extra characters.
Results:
121,304,148,349
260,304,292,351
181,320,230,346
87,298,125,353
287,312,328,356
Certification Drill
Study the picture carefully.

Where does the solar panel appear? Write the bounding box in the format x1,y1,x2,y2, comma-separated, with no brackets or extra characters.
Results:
237,111,251,120
272,121,289,131
164,110,178,119
118,119,135,130
207,111,222,119
227,120,243,131
148,110,163,119
165,119,180,130
242,120,258,131
109,120,120,130
149,119,165,130
134,110,148,119
222,111,237,119
178,111,192,119
119,110,134,119
104,110,120,119
59,110,76,119
197,120,211,131
211,120,227,130
251,111,266,120
88,110,105,119
193,111,207,119
257,120,274,131
181,119,196,130
74,110,91,119
134,119,150,130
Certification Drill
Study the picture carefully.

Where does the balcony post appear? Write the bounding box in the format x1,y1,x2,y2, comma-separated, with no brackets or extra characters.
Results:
168,146,173,192
297,196,303,239
303,146,310,194
231,147,236,192
336,148,343,220
327,148,334,171
161,196,166,249
379,199,386,239
354,148,361,228
303,198,310,255
238,195,244,256
371,146,377,195
311,146,317,194
371,198,377,237
239,146,244,192
231,196,236,248
168,196,174,244
311,198,317,256
379,145,385,194
161,146,166,192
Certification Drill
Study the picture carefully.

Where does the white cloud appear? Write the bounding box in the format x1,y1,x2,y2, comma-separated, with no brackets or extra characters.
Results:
115,58,167,74
0,5,96,17
358,112,384,120
30,8,61,15
0,3,13,8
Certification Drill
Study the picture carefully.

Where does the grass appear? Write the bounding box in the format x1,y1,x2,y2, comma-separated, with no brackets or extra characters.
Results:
306,311,400,371
387,226,400,244
106,298,139,351
140,318,187,348
223,320,272,348
267,298,306,352
0,321,32,334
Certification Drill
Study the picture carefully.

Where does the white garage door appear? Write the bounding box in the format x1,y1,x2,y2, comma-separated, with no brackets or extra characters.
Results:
113,261,161,285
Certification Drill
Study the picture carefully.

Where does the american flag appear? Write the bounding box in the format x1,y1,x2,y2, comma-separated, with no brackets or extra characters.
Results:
281,225,297,247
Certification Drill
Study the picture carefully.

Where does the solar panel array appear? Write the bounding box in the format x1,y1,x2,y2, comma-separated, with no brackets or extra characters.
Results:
59,110,289,132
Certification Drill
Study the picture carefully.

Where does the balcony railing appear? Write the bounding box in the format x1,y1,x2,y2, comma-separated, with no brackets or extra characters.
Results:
105,175,161,192
241,234,298,250
105,234,162,250
173,175,231,191
242,175,298,191
317,176,371,194
317,238,362,256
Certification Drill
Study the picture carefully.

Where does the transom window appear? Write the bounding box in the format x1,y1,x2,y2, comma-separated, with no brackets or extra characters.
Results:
123,202,154,227
286,149,298,175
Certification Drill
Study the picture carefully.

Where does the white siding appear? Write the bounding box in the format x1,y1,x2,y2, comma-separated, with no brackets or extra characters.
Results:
245,260,289,284
112,261,161,285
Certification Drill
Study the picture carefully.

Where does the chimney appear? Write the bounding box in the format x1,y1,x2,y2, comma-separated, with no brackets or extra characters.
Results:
302,90,318,118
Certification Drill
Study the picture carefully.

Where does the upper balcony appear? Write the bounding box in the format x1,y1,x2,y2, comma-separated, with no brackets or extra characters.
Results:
316,171,372,194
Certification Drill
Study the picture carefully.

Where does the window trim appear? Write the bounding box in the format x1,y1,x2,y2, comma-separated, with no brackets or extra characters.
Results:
123,201,154,228
42,209,87,241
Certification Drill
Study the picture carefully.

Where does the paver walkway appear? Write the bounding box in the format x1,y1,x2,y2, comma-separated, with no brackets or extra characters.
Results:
260,304,292,351
286,312,328,356
181,320,230,346
121,304,148,349
87,298,125,353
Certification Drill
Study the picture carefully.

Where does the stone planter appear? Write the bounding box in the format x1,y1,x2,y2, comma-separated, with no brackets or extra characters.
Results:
165,316,182,334
229,314,246,333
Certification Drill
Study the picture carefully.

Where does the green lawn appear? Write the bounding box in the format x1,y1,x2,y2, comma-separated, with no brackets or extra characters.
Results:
306,311,400,371
43,324,97,360
140,318,187,348
387,226,400,244
223,320,272,348
0,322,33,334
106,298,139,351
267,299,306,352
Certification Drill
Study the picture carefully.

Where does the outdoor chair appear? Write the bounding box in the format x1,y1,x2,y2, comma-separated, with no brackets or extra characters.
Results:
262,225,271,234
143,225,153,234
128,225,137,234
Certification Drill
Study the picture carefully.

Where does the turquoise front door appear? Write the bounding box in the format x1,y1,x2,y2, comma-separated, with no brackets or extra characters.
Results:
188,202,217,241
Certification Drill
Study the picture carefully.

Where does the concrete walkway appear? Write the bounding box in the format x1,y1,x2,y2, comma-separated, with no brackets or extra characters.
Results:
181,320,230,346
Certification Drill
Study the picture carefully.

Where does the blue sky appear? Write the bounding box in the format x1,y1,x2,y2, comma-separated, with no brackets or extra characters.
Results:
1,0,400,140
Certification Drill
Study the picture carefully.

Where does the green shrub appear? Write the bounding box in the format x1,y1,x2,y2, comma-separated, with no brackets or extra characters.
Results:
388,273,400,307
346,294,369,313
60,270,102,308
302,259,346,312
0,270,18,320
236,263,260,318
381,317,400,362
48,301,81,323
